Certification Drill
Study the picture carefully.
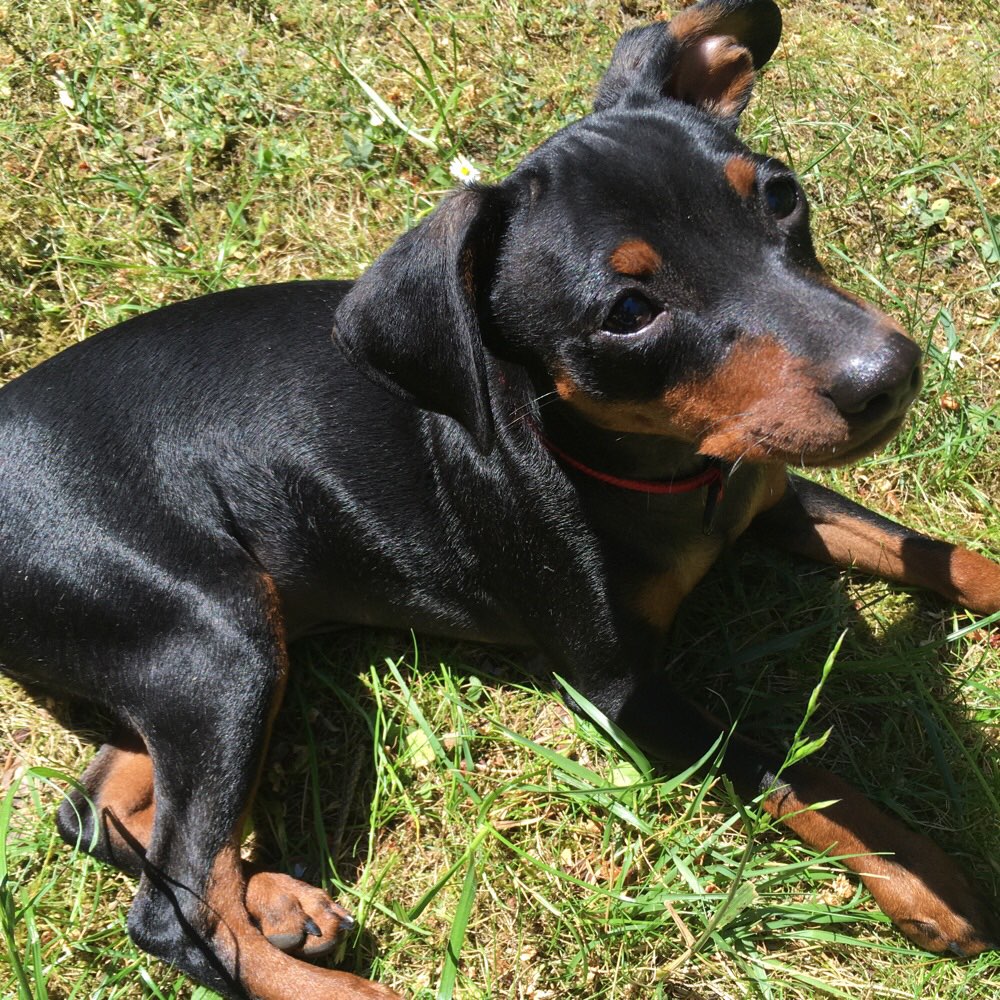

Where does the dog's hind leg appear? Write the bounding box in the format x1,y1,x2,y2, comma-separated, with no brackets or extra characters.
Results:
55,730,356,962
74,570,398,1000
56,731,155,877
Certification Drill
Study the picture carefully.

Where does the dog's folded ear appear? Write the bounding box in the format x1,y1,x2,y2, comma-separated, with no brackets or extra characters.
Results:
334,186,507,454
594,0,781,125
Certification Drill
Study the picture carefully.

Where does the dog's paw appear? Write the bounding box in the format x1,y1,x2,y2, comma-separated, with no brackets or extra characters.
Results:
245,870,356,957
765,766,998,958
860,839,999,957
947,546,1000,617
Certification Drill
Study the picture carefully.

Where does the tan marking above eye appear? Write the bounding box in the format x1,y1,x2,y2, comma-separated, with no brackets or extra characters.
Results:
609,239,662,277
724,156,757,199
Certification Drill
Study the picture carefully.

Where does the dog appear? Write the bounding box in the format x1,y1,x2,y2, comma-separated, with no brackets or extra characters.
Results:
1,0,998,996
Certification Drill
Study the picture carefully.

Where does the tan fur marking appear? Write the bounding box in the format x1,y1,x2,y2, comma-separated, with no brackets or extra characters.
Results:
751,463,790,517
610,239,662,277
553,375,665,435
259,572,290,733
763,768,995,955
260,572,287,644
554,338,847,465
634,574,685,632
727,463,789,539
665,0,764,115
724,155,757,198
670,35,756,117
96,743,155,851
669,6,710,43
195,575,402,997
245,870,355,955
90,742,353,955
703,54,754,118
207,847,402,999
945,547,1000,615
662,338,847,461
669,4,755,54
635,542,722,630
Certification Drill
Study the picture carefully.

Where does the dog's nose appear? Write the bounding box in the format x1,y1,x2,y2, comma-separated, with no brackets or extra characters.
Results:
826,333,922,422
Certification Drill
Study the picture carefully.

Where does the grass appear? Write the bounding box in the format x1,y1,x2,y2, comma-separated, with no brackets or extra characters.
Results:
1,0,999,997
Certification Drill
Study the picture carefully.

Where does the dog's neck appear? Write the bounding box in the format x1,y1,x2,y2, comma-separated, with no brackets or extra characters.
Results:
532,396,713,485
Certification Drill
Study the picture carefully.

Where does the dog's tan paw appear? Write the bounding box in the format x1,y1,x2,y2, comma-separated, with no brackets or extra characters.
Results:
859,839,998,957
245,870,355,957
946,547,1000,617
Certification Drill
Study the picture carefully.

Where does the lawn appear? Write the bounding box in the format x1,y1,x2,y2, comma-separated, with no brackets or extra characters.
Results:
1,1,998,997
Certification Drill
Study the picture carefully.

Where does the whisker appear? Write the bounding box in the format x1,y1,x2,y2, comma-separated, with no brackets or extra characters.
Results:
501,390,559,432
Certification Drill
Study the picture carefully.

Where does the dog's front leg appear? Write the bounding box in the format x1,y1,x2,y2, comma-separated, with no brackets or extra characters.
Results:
570,668,998,956
750,472,1000,615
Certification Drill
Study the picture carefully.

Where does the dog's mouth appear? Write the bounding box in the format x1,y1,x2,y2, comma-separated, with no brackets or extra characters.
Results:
681,365,920,466
550,388,912,471
696,409,910,468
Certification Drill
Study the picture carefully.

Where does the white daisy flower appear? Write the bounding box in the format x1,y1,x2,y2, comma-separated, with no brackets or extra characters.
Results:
449,154,481,186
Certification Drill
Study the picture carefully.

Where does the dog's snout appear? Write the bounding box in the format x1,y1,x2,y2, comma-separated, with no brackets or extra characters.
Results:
826,333,922,422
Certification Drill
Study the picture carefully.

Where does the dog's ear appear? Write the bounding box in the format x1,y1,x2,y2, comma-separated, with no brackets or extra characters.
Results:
334,186,506,454
594,0,781,124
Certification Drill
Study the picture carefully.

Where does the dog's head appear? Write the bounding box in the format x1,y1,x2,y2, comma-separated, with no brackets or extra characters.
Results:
334,0,921,464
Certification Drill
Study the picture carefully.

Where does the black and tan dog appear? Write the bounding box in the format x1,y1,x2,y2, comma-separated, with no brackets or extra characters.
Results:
1,1,998,996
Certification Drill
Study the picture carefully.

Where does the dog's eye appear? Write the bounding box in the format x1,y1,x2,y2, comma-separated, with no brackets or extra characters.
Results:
604,293,655,334
763,177,799,219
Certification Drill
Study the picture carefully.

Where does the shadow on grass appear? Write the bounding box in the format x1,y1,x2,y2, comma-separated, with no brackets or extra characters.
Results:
266,535,999,959
670,538,1000,897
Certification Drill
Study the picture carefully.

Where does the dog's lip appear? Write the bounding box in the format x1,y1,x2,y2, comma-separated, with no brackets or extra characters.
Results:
782,412,909,468
697,411,908,468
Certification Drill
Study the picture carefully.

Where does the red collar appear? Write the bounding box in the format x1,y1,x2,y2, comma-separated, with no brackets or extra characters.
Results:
531,421,726,533
533,424,724,495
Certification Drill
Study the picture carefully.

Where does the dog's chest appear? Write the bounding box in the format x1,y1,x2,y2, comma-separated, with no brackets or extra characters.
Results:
579,462,787,632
